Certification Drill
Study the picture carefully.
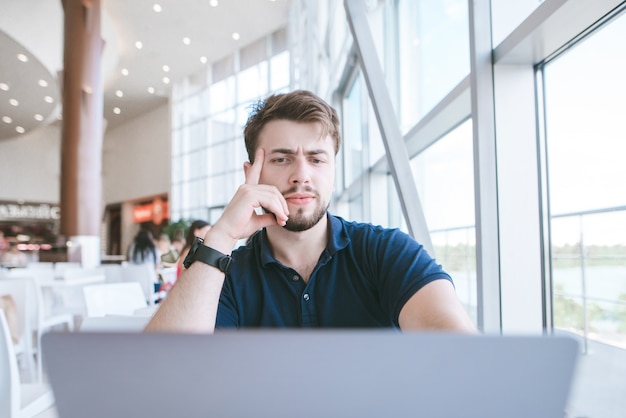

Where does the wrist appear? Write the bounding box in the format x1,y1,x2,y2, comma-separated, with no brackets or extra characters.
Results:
201,226,237,255
183,238,233,273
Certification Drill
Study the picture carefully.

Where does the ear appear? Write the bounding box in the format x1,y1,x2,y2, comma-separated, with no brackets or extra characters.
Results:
243,161,251,176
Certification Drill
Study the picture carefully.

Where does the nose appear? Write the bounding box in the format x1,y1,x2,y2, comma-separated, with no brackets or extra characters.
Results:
288,157,310,184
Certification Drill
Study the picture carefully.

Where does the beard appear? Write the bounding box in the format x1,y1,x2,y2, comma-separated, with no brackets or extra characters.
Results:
284,202,329,232
282,186,329,232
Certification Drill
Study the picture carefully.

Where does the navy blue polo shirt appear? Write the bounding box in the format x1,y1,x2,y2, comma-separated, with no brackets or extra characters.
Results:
215,214,452,329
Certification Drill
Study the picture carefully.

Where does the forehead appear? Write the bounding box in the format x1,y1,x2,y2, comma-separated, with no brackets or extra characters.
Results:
258,119,334,152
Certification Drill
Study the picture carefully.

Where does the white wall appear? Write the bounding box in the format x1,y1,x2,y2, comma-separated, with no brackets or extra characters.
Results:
0,124,62,203
103,104,171,255
102,104,170,205
0,103,170,208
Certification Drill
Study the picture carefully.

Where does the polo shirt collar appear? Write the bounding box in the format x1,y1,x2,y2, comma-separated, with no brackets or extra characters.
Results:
257,212,351,266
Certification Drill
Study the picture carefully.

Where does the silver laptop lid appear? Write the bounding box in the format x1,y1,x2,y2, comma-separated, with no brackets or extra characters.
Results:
42,330,578,418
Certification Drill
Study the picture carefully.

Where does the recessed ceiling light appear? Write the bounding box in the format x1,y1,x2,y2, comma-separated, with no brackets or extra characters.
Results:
16,126,25,134
44,96,54,103
9,98,19,106
182,37,191,45
113,107,121,115
209,0,218,6
200,56,207,64
162,65,170,72
17,53,28,62
163,76,170,84
232,32,240,41
121,68,129,76
38,79,48,87
2,116,12,124
135,41,143,50
34,114,44,121
153,4,162,12
0,83,9,91
116,90,124,98
147,87,155,94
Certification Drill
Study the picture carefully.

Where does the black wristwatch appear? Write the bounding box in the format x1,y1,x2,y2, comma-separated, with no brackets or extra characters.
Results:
182,237,232,273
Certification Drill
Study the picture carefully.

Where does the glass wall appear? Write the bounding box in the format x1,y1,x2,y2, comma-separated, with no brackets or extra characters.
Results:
170,28,289,224
540,9,626,416
543,13,626,350
411,120,476,321
170,1,626,415
395,0,469,133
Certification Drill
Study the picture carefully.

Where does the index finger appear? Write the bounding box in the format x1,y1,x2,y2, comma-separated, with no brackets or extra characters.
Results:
245,147,265,185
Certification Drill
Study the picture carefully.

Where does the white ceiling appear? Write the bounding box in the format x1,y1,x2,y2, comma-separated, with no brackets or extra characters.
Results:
0,0,290,141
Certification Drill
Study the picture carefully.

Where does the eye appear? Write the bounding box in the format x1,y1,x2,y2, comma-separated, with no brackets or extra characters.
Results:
271,157,288,164
310,156,327,164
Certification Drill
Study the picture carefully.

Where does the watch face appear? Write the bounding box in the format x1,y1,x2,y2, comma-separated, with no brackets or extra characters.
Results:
182,238,201,268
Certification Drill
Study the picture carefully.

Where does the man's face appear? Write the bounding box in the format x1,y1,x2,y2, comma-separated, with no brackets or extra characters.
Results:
254,119,336,232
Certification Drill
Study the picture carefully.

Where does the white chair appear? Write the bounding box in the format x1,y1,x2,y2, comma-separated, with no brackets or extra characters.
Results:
102,264,123,283
6,269,75,383
52,262,80,279
25,263,53,271
158,266,177,285
79,315,151,332
120,264,159,305
31,276,74,385
0,279,37,383
61,267,105,282
43,267,106,321
82,282,148,318
0,310,55,418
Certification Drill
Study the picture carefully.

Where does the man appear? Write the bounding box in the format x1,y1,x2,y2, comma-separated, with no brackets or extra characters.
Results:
146,90,476,333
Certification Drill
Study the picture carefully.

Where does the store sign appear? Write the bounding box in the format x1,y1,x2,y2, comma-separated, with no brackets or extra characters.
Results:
0,202,61,221
132,197,168,225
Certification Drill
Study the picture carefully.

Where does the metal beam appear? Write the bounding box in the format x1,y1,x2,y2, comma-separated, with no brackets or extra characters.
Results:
468,0,502,332
344,0,434,255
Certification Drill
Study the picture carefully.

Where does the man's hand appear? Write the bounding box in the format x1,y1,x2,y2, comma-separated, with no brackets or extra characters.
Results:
203,148,289,251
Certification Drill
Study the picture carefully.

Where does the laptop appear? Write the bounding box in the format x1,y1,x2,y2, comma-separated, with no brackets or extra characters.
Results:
42,330,579,418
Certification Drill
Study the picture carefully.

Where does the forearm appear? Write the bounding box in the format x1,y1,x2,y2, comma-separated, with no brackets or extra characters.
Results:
145,261,225,333
398,280,478,333
146,148,288,333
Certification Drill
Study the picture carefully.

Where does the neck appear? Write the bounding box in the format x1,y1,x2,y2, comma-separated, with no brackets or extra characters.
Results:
266,213,329,267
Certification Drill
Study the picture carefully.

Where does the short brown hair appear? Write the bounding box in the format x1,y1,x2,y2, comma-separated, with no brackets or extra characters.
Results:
243,90,341,162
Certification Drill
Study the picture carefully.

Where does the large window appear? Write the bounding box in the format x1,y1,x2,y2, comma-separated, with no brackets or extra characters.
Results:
541,8,626,416
167,1,626,415
411,120,476,321
170,28,289,223
395,0,469,133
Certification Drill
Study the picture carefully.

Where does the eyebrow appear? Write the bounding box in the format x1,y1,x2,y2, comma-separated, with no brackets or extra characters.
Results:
268,148,330,157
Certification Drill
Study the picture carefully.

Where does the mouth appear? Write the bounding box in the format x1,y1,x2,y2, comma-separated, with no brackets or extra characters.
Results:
284,193,315,206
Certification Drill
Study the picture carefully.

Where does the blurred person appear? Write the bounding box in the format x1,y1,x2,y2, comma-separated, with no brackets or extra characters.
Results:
127,228,163,300
172,236,185,255
1,242,27,268
0,231,8,255
127,228,160,269
156,232,179,267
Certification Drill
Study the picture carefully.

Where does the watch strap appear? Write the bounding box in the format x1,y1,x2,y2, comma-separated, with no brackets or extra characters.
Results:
183,237,232,273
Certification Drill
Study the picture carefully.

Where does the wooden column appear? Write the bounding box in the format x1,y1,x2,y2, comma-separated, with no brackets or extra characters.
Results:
60,0,104,265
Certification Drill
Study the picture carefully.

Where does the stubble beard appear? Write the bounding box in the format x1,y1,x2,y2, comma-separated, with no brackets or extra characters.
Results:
284,201,329,232
282,186,329,232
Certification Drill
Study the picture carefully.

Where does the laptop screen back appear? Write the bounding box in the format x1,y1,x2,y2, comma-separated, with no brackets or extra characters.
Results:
42,330,578,418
